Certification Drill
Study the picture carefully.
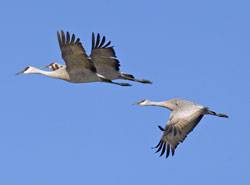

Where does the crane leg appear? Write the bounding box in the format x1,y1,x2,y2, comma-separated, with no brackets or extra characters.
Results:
120,72,152,84
207,110,229,118
99,77,131,86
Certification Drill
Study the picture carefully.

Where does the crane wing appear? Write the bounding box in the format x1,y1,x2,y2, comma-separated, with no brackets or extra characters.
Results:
90,33,120,72
57,30,96,74
154,109,204,158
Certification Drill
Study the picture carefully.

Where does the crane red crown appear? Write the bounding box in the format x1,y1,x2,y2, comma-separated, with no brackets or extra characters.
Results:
24,67,30,71
140,99,146,103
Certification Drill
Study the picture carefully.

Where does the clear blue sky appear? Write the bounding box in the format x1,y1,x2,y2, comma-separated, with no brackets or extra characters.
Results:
1,0,250,184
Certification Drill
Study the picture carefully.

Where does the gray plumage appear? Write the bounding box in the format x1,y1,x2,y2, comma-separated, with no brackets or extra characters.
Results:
42,32,152,84
134,98,228,158
17,31,131,86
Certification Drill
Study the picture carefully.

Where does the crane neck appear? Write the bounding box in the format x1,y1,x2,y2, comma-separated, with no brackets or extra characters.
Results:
146,101,174,110
26,67,69,81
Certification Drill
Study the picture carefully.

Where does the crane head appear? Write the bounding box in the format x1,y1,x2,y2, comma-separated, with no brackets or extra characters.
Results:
133,99,148,105
41,62,64,71
41,62,54,69
16,66,32,75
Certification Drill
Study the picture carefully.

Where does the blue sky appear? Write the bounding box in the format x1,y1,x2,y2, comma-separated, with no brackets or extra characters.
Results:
1,0,250,184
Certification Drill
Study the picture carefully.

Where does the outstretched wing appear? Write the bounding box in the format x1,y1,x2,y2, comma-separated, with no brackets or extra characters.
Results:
155,109,204,158
57,30,96,74
90,33,120,72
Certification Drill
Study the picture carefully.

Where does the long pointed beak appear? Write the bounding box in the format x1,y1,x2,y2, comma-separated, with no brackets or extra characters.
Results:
16,70,25,75
41,65,50,69
132,102,140,105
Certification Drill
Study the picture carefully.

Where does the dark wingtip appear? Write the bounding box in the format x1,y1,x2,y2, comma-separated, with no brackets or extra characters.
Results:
166,144,170,158
158,125,165,131
95,33,100,48
57,31,62,48
66,32,70,44
70,34,75,44
155,141,163,153
91,32,95,50
61,30,65,45
171,147,175,156
103,40,111,48
99,36,106,47
154,140,162,149
159,143,166,157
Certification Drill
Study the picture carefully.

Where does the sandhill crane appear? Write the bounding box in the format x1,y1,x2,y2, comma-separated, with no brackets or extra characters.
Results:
41,33,152,84
133,98,228,158
16,31,131,86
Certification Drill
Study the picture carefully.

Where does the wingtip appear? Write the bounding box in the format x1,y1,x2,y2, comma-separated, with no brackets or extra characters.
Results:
91,32,95,50
166,144,170,158
159,142,166,157
95,33,101,48
171,146,175,156
158,125,165,131
57,31,62,47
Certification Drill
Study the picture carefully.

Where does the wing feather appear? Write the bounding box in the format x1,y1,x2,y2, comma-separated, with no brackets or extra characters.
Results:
66,32,70,44
154,110,204,158
61,30,65,45
99,36,106,47
103,41,111,48
70,34,75,44
91,32,95,50
160,142,166,157
95,33,100,48
90,33,120,73
155,141,164,153
57,30,96,73
57,31,62,48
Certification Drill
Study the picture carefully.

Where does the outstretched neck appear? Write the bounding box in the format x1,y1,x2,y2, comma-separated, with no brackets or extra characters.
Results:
145,101,174,110
27,67,69,81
